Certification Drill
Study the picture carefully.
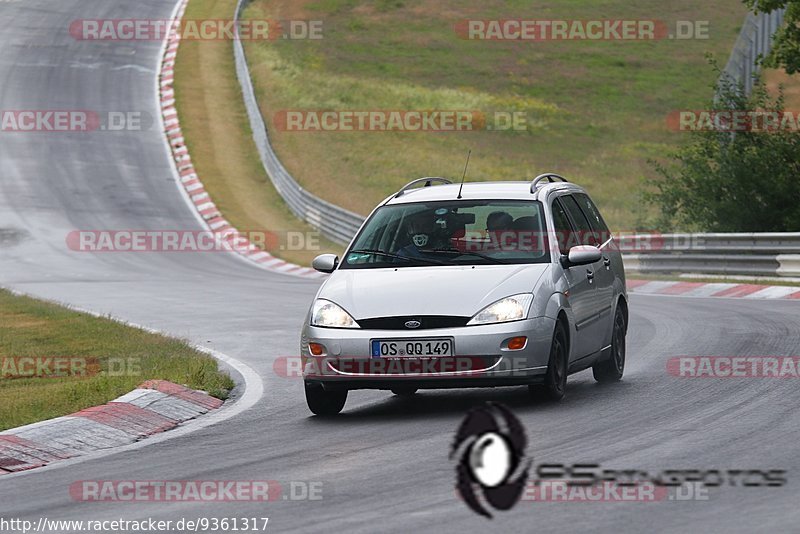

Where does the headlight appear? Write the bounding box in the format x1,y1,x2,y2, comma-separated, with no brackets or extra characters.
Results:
467,294,533,326
310,299,359,328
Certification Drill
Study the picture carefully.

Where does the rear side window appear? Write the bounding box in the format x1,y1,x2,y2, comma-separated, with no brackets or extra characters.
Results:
551,198,574,255
559,195,599,246
574,193,611,244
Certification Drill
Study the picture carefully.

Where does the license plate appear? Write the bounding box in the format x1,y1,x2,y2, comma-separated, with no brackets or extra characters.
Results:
371,338,454,358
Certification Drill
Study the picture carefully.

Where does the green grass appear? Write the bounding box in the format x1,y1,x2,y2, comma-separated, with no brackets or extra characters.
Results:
0,289,234,431
172,0,343,265
242,0,749,231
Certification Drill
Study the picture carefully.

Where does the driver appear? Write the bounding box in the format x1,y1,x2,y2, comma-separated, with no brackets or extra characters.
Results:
397,210,452,258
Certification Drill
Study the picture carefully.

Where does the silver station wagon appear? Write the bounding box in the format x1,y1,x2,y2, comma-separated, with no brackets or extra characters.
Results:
301,174,628,415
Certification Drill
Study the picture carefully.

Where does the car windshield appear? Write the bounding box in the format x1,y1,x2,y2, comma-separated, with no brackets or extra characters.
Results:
341,199,550,269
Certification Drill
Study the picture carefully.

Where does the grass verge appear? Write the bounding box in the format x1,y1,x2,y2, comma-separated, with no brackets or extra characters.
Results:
174,1,797,259
173,0,342,265
0,289,234,431
241,0,749,230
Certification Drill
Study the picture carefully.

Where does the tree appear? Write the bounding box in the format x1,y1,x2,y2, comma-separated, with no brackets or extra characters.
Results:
646,67,800,232
745,0,800,73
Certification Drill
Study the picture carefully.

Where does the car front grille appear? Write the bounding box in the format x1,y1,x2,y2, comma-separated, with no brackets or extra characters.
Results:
355,315,471,330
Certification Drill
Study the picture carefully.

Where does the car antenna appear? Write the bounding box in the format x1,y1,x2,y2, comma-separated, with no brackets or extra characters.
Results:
456,150,471,199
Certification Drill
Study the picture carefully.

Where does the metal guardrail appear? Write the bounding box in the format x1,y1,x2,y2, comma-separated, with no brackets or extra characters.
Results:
233,0,365,245
722,8,785,95
621,233,800,277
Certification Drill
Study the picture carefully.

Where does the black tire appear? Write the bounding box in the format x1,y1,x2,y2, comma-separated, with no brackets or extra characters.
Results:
529,320,568,401
391,387,418,397
593,305,626,383
305,382,347,416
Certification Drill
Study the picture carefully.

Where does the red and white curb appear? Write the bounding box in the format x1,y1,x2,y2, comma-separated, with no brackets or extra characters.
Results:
627,279,800,299
0,380,222,474
157,0,323,279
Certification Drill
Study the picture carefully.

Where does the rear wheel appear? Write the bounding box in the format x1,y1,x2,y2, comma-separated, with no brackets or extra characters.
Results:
391,387,418,397
530,320,568,401
593,305,626,382
304,382,347,416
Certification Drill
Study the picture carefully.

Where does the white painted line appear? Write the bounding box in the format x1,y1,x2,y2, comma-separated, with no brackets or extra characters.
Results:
9,417,133,455
272,263,301,272
743,285,799,299
679,283,738,297
150,0,325,280
630,281,679,294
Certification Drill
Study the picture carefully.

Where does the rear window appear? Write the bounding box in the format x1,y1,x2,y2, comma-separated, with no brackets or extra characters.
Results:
559,195,599,246
574,193,611,244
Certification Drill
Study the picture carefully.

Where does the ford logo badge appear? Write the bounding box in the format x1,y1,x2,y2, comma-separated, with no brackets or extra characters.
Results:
404,320,421,329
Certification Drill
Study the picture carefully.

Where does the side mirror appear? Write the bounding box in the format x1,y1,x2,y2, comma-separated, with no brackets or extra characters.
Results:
561,245,601,268
312,254,339,273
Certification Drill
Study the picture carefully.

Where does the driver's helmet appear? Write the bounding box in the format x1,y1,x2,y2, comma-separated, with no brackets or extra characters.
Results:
406,208,452,249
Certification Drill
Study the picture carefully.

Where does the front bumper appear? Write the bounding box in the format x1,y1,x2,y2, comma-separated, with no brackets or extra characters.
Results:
301,316,555,390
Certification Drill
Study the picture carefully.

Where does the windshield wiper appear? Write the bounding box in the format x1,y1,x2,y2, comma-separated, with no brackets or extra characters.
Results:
417,248,511,264
348,249,447,265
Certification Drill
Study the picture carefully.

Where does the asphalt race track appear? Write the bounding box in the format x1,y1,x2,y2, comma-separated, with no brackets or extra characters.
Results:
1,1,799,532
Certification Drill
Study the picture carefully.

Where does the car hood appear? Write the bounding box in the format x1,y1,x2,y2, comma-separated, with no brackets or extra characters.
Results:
317,264,550,319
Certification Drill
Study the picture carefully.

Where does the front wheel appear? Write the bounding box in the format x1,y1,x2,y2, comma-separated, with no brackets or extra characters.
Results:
529,320,568,401
305,382,347,416
593,305,626,382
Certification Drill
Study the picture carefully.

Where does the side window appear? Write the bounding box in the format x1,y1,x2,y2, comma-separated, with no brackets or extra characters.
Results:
560,195,599,247
574,193,611,244
551,198,574,255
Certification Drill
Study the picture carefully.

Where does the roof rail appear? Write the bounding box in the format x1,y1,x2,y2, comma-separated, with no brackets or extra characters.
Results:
394,177,453,197
530,173,568,193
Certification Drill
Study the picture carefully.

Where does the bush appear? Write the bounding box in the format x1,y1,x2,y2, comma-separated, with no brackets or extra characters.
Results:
646,65,800,232
745,0,800,74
